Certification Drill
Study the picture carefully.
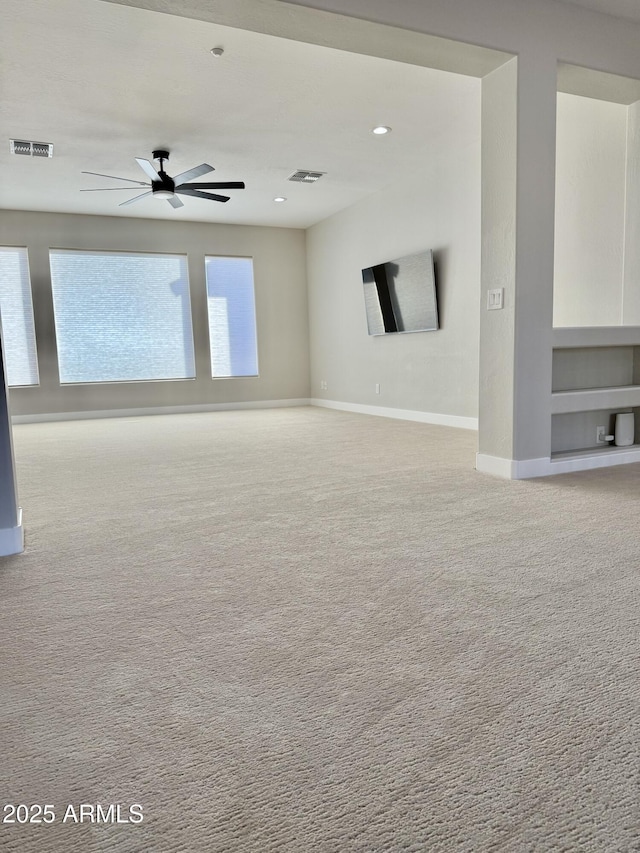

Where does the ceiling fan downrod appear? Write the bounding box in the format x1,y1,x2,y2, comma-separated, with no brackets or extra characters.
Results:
151,150,175,197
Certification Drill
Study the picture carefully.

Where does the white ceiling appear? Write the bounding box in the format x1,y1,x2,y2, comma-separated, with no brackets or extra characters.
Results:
4,0,640,230
0,0,480,229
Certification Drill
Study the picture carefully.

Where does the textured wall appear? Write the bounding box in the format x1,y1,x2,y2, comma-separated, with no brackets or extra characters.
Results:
306,76,481,419
623,98,640,324
0,210,309,417
554,93,628,327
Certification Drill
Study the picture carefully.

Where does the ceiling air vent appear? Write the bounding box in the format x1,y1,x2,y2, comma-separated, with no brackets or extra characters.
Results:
10,140,54,157
288,170,325,183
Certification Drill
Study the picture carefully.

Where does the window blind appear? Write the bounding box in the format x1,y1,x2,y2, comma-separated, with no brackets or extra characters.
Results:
49,250,196,384
205,256,258,378
0,247,39,387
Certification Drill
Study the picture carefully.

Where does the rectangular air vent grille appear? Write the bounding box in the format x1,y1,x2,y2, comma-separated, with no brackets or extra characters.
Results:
10,140,54,157
288,170,325,183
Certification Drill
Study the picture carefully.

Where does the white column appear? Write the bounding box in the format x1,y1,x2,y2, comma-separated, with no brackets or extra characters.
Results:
0,326,23,555
477,52,557,478
623,99,640,324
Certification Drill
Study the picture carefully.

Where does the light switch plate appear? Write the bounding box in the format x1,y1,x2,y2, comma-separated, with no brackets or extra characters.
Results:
487,288,504,310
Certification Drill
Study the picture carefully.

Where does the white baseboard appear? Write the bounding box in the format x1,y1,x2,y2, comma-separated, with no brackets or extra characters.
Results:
477,447,640,479
550,445,640,475
476,454,551,479
310,398,478,431
513,457,552,479
475,453,517,478
13,398,476,431
12,399,311,424
0,507,24,556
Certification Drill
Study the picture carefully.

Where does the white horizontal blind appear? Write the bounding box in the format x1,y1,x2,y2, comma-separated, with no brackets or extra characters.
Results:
0,247,39,387
205,256,258,378
49,250,195,384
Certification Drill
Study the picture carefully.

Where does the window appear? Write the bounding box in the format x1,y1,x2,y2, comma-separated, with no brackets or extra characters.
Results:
205,256,258,377
49,250,195,384
0,247,39,387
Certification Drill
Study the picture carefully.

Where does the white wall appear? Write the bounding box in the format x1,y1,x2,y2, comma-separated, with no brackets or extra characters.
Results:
623,98,640,324
306,75,481,420
303,64,640,462
554,93,628,327
0,210,309,417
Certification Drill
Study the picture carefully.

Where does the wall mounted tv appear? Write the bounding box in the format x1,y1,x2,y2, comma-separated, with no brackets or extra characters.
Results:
361,249,438,336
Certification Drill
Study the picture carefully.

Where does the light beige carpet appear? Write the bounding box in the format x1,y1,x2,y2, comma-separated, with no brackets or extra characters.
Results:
1,406,640,852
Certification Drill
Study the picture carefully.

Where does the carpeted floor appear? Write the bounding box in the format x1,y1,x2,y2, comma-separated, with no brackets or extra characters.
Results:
1,406,640,852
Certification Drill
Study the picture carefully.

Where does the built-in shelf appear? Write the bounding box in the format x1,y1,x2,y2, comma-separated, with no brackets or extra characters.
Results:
551,443,640,461
552,326,640,348
549,442,640,473
550,333,640,463
551,384,640,414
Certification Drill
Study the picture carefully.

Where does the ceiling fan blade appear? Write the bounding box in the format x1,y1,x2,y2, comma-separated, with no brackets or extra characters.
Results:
175,181,245,191
135,158,161,181
167,196,184,209
81,187,150,192
119,191,153,207
82,171,149,186
177,188,230,203
172,163,214,184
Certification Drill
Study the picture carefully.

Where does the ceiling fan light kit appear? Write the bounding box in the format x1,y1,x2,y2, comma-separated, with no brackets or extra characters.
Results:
81,149,245,208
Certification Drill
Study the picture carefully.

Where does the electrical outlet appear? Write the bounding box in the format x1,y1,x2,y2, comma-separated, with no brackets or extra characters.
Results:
596,425,607,444
320,380,327,391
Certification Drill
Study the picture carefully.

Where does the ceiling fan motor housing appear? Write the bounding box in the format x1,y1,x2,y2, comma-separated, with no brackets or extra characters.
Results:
152,175,175,194
151,150,175,194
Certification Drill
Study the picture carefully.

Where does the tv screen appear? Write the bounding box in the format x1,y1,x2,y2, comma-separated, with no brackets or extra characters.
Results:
361,249,438,336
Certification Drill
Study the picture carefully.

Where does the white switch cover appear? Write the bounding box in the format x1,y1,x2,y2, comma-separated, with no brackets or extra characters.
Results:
487,288,504,310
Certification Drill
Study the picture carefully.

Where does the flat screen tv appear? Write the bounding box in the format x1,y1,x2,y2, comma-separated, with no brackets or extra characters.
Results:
361,249,438,336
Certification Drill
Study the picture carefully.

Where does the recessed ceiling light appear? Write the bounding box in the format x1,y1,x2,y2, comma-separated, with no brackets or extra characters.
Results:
210,47,224,57
372,126,391,135
274,197,287,203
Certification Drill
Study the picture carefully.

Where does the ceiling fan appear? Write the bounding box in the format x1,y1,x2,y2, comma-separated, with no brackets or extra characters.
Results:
81,149,245,208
